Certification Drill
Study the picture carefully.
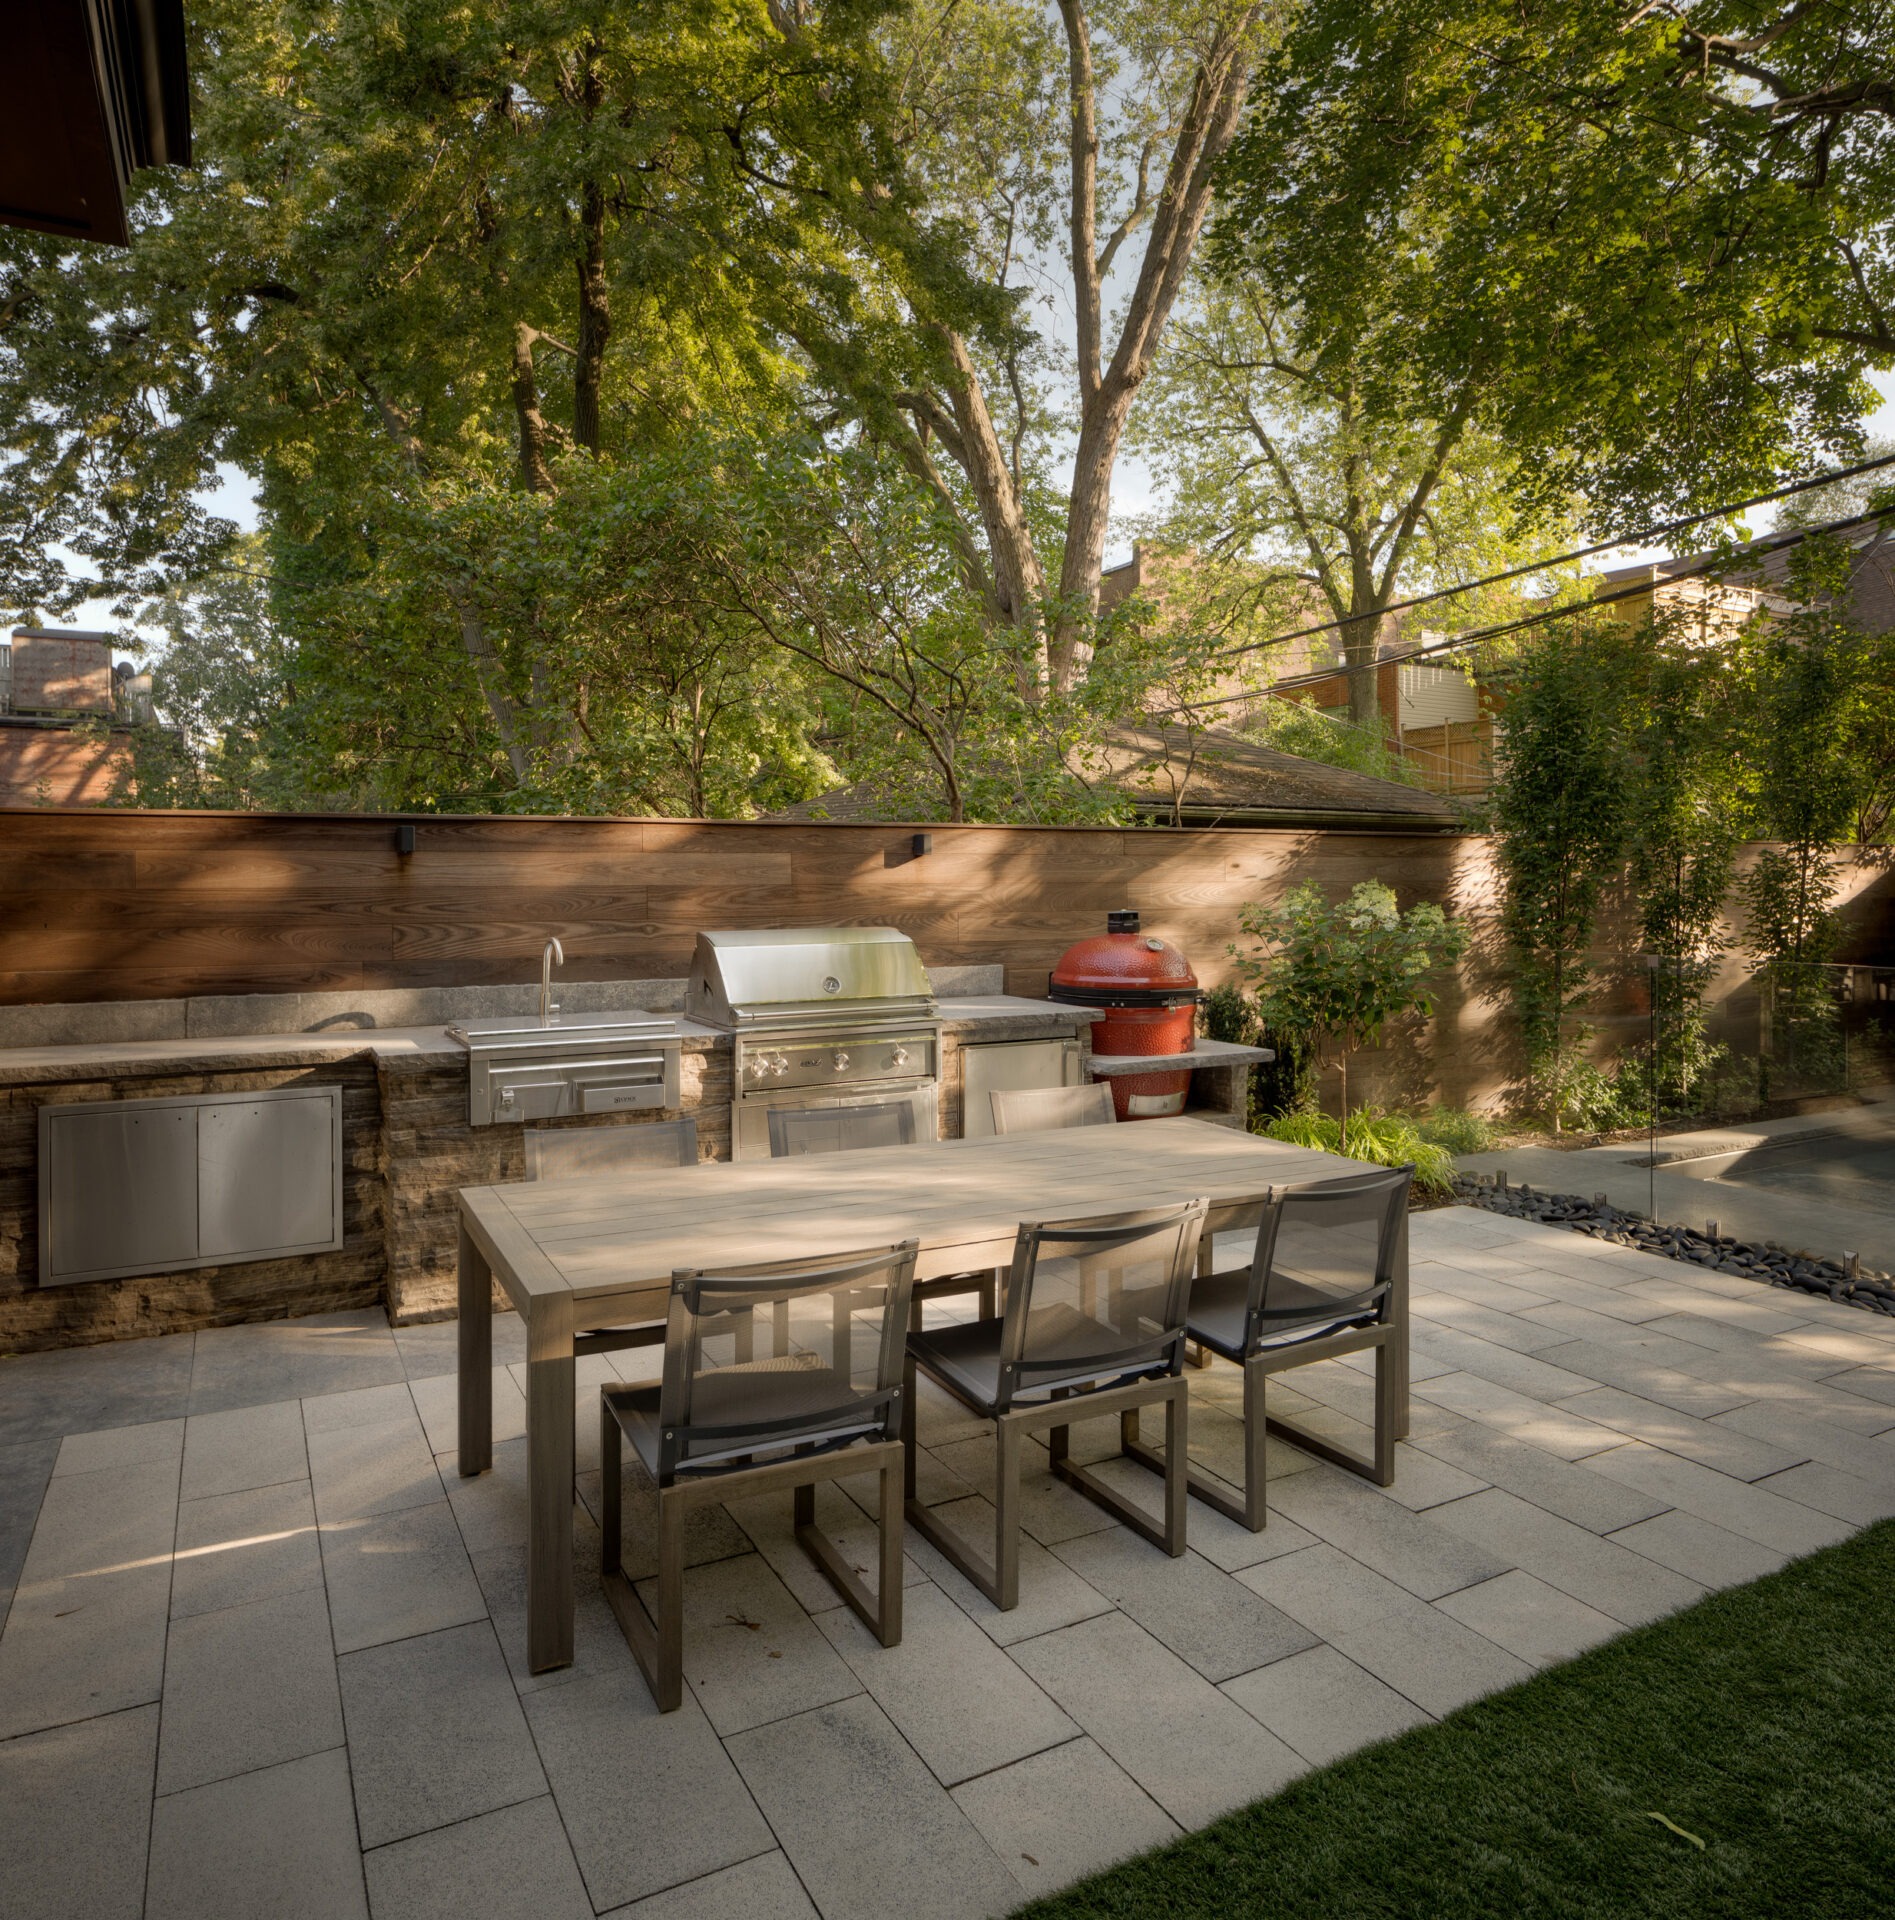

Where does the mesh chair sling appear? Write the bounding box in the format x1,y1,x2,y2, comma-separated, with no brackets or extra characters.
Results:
600,1240,919,1711
904,1198,1207,1611
988,1082,1116,1134
766,1101,916,1157
520,1118,701,1367
1127,1165,1410,1531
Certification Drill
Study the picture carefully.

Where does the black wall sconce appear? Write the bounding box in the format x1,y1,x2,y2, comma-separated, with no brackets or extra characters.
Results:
395,823,417,856
911,832,933,858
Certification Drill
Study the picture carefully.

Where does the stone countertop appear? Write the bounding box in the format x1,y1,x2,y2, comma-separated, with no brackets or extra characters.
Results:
936,995,1097,1033
1085,1036,1275,1076
0,1024,468,1088
0,998,1087,1088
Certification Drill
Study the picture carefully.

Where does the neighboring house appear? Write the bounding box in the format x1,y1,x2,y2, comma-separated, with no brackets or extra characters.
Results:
769,722,1463,831
0,629,141,805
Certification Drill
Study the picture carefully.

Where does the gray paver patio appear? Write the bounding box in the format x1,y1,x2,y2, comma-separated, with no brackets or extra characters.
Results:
6,1204,1895,1918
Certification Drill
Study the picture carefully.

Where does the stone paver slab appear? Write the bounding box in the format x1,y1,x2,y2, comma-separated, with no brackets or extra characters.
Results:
524,1668,773,1913
1433,1569,1620,1667
340,1619,546,1849
180,1401,308,1501
1262,1465,1509,1601
1583,1441,1849,1556
1752,1460,1895,1526
0,1702,156,1920
1221,1643,1430,1766
1409,1424,1668,1535
1606,1511,1790,1590
1050,1529,1318,1682
363,1794,592,1920
146,1747,367,1920
1329,1600,1535,1718
951,1736,1180,1901
1236,1542,1426,1641
170,1478,323,1620
320,1500,486,1655
816,1580,1076,1785
157,1582,342,1795
1427,1488,1705,1627
901,1495,1113,1647
602,1852,816,1920
1413,1372,1624,1459
728,1694,1023,1920
1553,1387,1807,1481
1011,1610,1306,1830
633,1551,860,1738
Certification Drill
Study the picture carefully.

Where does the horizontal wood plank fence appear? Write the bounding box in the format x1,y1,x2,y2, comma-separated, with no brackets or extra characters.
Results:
2,809,1889,1109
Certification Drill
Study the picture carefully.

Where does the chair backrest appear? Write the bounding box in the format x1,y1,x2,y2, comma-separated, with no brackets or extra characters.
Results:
989,1082,1116,1135
524,1117,698,1181
654,1241,919,1482
767,1101,916,1158
1244,1164,1411,1348
995,1198,1207,1411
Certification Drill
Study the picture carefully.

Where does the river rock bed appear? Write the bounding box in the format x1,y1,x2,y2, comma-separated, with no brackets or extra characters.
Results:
1451,1173,1895,1317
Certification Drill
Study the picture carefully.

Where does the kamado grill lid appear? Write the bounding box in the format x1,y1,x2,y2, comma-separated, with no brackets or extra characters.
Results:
1047,910,1202,1010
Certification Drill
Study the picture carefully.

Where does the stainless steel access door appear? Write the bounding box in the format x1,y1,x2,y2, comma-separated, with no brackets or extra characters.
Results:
39,1085,344,1286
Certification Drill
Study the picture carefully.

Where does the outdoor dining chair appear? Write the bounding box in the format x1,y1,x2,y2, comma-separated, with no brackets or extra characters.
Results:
524,1115,699,1181
600,1239,919,1711
768,1097,1002,1331
767,1100,916,1156
1126,1164,1410,1530
522,1118,701,1369
904,1196,1208,1610
988,1082,1116,1134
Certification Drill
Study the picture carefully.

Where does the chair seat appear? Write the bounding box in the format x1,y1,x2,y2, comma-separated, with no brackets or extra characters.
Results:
910,1304,1169,1415
605,1355,879,1480
1186,1268,1383,1363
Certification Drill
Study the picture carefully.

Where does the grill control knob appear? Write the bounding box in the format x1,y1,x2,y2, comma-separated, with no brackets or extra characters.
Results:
747,1055,769,1081
770,1053,789,1076
831,1050,850,1071
891,1046,909,1069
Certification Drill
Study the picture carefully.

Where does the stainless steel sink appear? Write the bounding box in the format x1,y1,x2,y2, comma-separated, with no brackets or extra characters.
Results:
447,1010,677,1044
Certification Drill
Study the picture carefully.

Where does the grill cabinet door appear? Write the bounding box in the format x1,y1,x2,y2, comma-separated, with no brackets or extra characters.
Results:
197,1090,341,1260
42,1104,199,1283
959,1039,1081,1139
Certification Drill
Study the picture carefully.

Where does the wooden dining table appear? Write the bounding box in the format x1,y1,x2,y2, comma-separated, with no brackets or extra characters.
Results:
454,1116,1408,1672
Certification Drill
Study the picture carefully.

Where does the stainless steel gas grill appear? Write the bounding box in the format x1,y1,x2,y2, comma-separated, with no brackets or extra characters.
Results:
686,927,942,1159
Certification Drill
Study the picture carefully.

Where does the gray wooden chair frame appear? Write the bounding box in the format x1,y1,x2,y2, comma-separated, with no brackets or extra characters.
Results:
903,1198,1207,1611
600,1239,918,1711
1127,1166,1409,1530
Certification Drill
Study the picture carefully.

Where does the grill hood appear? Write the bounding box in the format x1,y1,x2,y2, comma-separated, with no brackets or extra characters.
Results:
686,927,937,1029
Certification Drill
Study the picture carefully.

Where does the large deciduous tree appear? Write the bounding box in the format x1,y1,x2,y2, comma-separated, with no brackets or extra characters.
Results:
805,0,1272,694
1209,0,1893,533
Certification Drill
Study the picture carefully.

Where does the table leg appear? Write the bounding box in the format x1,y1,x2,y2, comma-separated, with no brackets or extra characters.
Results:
1391,1202,1410,1440
526,1293,576,1673
457,1221,492,1478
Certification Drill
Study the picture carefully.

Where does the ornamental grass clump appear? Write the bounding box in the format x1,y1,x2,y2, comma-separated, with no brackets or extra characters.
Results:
1262,1108,1456,1195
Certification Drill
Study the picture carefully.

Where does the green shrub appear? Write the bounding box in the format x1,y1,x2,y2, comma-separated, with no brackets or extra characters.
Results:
1260,1108,1457,1195
1412,1106,1498,1154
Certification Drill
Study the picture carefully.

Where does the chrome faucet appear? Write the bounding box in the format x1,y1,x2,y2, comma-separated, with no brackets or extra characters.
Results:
540,937,564,1024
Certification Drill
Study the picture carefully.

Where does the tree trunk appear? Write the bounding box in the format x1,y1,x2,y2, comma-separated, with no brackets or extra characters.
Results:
574,177,610,455
511,324,559,495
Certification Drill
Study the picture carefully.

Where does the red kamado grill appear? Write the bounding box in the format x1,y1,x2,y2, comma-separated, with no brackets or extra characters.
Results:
1048,911,1202,1121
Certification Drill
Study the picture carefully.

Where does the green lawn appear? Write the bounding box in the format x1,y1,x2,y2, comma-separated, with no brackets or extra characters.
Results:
1021,1519,1895,1919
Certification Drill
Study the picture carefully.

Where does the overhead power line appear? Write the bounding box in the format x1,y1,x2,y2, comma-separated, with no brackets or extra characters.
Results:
1175,498,1894,713
1202,448,1895,668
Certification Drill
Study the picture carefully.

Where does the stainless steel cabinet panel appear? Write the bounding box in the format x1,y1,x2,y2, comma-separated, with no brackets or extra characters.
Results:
198,1091,341,1260
41,1104,199,1283
959,1038,1081,1139
38,1087,344,1286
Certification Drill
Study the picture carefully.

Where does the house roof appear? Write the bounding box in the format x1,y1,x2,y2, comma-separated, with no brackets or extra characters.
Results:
768,724,1463,830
